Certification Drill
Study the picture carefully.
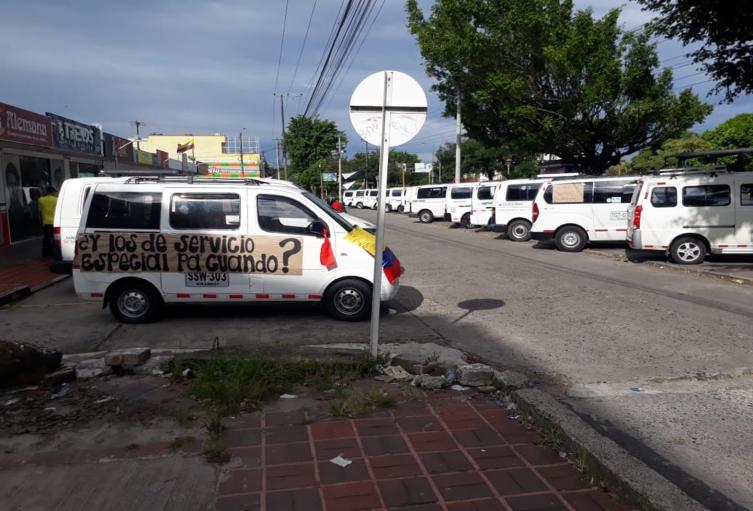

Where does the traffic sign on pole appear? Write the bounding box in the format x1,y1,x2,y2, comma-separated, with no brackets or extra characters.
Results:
349,71,427,358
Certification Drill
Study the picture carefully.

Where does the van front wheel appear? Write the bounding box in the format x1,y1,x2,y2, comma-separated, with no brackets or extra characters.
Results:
109,281,162,323
554,226,587,252
418,210,433,223
460,213,472,229
324,279,371,321
670,237,706,265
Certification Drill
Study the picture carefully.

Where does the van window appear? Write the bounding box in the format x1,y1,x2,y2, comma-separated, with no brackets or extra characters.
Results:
451,187,473,199
417,187,445,199
369,190,378,197
593,181,636,204
477,186,494,200
682,185,730,207
170,193,240,230
391,189,403,197
544,182,593,204
506,184,540,202
741,184,753,206
257,195,317,236
344,191,353,197
302,191,352,231
650,187,677,208
355,191,364,197
86,191,161,230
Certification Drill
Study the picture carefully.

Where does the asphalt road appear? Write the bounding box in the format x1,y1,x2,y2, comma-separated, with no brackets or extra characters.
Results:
2,209,753,509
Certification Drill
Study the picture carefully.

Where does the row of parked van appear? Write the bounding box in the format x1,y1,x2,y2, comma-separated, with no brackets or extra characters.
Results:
355,168,753,265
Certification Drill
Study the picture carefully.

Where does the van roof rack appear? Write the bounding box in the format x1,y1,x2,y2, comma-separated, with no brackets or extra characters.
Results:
123,175,269,186
653,166,727,176
673,147,753,165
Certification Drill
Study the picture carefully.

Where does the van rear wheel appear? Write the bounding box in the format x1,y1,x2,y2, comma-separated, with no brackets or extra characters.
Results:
356,202,363,209
324,279,371,321
554,226,587,252
397,205,404,213
418,210,433,223
507,219,532,241
109,281,162,323
460,212,472,229
670,236,706,265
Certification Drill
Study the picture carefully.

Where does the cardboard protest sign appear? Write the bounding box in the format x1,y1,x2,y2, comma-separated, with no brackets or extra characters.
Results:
552,183,585,203
74,233,303,275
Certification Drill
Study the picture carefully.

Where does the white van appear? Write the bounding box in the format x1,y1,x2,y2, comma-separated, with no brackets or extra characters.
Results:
404,187,418,214
361,189,379,209
386,187,406,212
343,190,355,207
530,176,638,251
489,179,549,241
72,178,401,323
447,184,478,227
470,182,505,228
53,176,376,272
627,170,753,264
409,184,449,223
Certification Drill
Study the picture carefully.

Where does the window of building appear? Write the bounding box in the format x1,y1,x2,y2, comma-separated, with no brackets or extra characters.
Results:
506,184,541,202
170,193,240,230
257,195,318,235
741,184,753,206
682,185,731,207
451,187,473,199
86,192,162,230
650,187,677,208
593,181,636,204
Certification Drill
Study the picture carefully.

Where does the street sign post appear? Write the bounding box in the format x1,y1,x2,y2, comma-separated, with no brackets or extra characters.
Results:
349,70,427,358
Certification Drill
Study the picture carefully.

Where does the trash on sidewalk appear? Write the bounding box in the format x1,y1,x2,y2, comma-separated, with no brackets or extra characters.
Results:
280,394,297,399
630,386,642,393
330,455,353,468
450,384,470,391
384,365,413,382
49,384,70,400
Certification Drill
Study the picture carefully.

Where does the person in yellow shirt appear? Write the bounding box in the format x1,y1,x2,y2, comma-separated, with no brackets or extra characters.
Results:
38,187,58,258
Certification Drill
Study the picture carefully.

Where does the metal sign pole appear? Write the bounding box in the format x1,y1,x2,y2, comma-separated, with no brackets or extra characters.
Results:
369,71,393,359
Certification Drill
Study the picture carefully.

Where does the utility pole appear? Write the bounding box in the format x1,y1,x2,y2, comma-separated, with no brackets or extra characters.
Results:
133,120,142,151
277,94,288,180
455,92,461,184
337,135,343,202
274,139,281,179
239,130,245,176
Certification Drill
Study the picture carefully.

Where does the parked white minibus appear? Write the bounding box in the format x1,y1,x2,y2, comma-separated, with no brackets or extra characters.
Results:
628,170,753,264
71,177,401,323
489,179,548,241
408,184,450,223
530,176,638,251
470,181,505,227
386,187,406,212
361,189,379,209
446,183,478,227
343,190,355,207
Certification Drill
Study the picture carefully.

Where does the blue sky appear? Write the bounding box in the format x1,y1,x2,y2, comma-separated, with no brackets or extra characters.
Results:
1,0,749,163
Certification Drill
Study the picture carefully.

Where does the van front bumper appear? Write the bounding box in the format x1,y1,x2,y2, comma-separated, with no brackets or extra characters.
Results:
530,231,555,242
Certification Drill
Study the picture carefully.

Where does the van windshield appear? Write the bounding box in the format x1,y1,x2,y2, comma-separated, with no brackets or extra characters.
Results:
302,192,353,231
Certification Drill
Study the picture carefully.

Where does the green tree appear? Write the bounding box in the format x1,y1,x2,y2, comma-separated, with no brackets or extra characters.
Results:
343,150,420,187
702,114,753,171
285,116,345,186
406,0,712,174
627,132,715,173
635,0,753,102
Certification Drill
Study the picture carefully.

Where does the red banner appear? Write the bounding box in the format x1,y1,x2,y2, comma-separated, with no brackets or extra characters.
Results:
156,149,169,169
0,102,53,147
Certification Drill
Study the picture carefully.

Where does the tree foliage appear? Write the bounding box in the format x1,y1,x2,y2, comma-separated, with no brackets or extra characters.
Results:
702,114,753,171
285,116,345,188
636,0,753,102
626,132,714,172
406,0,712,174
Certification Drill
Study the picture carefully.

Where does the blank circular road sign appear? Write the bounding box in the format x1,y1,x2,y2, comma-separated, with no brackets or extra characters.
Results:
349,70,427,147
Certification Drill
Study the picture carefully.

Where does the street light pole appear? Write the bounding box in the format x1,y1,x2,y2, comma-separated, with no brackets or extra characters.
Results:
337,135,343,203
455,92,461,184
239,130,245,177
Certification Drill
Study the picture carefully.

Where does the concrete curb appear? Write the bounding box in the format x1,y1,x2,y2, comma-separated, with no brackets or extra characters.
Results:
584,248,753,287
512,388,707,511
0,275,69,307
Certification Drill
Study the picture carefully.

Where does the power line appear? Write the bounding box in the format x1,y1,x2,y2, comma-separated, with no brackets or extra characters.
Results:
273,0,290,94
286,0,319,96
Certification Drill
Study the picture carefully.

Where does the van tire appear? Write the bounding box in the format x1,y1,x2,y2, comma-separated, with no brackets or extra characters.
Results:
460,213,472,229
554,226,587,252
324,279,371,321
356,202,363,209
386,204,392,212
108,281,162,323
397,205,404,213
670,236,707,265
507,219,532,241
372,203,378,210
418,210,433,223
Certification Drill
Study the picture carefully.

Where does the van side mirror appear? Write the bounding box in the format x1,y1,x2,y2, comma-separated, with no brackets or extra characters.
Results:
307,219,326,237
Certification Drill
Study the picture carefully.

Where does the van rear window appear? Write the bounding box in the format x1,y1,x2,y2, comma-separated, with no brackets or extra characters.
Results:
369,190,378,197
506,184,540,202
86,192,161,230
451,187,473,199
650,187,677,208
682,185,730,207
741,184,753,206
391,189,403,197
477,186,493,200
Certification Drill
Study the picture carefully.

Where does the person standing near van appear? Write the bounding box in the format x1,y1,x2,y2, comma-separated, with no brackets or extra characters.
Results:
38,187,57,257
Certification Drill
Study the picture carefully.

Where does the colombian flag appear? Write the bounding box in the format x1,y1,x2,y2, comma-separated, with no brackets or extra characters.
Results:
177,139,194,153
344,227,403,283
382,247,401,284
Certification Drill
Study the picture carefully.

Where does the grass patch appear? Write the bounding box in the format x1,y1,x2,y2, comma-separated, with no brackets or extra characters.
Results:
327,387,396,417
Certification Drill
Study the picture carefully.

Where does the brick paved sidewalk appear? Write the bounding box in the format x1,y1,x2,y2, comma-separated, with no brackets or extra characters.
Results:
216,393,628,511
0,241,67,301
